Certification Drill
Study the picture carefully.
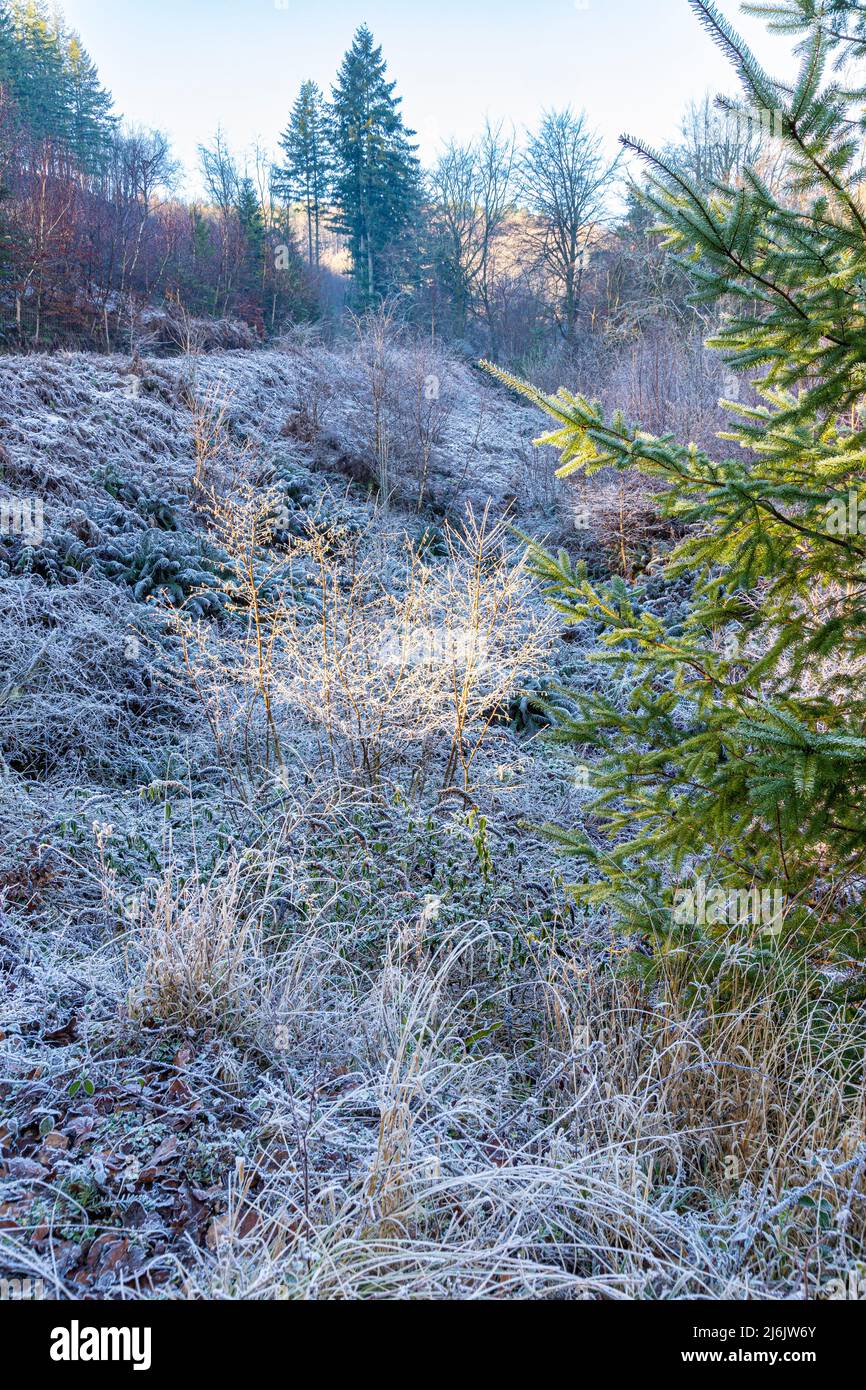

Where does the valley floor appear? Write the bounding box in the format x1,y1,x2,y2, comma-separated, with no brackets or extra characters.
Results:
0,341,862,1299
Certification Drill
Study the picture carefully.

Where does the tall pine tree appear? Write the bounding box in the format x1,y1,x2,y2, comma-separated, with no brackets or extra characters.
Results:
64,30,114,171
0,1,113,161
329,25,420,305
4,0,69,144
273,79,328,268
0,1,17,86
486,0,866,999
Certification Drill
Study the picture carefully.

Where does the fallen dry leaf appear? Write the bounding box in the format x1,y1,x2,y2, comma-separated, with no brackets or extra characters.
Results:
2,1156,47,1180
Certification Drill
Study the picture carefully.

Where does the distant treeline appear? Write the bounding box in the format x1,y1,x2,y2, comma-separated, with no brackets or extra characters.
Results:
0,0,769,356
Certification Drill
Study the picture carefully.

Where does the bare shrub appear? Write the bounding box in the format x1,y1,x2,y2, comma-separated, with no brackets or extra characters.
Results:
283,373,333,445
185,380,234,490
391,339,456,512
174,484,553,795
348,299,405,509
135,301,258,356
573,475,683,579
519,322,729,454
273,504,554,790
170,482,289,798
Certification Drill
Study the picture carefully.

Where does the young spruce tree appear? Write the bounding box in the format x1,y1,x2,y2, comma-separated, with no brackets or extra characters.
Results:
236,175,265,304
487,0,866,999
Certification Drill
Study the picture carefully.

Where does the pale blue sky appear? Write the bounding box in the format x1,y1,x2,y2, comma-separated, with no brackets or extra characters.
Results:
57,0,792,193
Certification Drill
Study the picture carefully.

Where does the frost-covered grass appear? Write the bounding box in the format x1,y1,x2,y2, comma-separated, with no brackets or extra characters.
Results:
0,341,863,1300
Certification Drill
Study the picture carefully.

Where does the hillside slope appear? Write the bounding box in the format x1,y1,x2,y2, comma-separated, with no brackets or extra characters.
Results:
0,341,834,1301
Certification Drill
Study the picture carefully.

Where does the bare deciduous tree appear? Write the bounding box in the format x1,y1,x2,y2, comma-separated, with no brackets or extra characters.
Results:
198,128,242,313
428,119,516,348
519,107,618,345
